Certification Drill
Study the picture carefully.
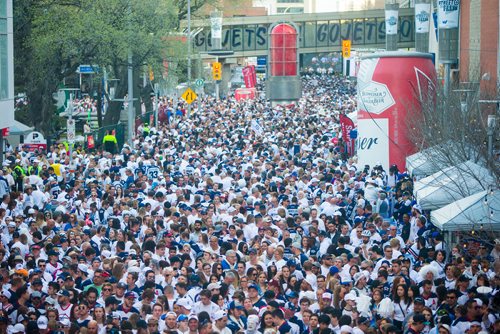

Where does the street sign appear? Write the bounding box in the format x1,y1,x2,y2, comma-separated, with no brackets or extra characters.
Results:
212,62,222,80
342,40,351,58
77,65,98,74
67,119,76,144
195,79,205,88
181,88,197,105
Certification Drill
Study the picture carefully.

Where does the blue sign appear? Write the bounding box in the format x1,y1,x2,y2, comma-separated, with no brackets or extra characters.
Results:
257,56,267,66
349,129,358,139
78,65,98,74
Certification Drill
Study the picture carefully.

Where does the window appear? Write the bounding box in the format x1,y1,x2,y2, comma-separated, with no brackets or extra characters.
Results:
0,0,7,99
277,7,304,13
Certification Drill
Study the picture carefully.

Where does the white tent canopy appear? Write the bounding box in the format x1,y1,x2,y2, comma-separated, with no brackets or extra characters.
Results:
406,142,478,178
414,160,494,210
8,120,33,136
406,145,448,178
431,190,500,232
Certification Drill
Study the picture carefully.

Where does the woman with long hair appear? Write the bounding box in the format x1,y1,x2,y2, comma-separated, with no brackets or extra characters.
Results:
259,311,276,333
421,306,434,334
93,304,106,332
430,250,447,278
392,284,412,330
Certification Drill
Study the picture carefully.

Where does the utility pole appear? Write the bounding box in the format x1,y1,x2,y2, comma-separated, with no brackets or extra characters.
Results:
187,0,192,118
127,3,135,143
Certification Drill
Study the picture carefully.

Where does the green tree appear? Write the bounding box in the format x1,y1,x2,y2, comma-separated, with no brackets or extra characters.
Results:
13,0,216,137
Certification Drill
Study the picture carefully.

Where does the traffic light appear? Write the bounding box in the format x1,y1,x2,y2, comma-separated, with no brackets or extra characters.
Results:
212,62,222,81
342,40,351,58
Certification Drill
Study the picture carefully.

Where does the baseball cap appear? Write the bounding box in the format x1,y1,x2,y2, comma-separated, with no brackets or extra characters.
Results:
37,316,48,329
176,298,192,310
229,301,244,310
248,283,259,290
414,297,425,304
177,314,188,322
57,290,70,297
413,313,426,324
124,291,137,299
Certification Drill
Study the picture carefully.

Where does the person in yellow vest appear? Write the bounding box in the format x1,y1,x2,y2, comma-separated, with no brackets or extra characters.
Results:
142,123,150,138
12,159,25,192
102,130,118,154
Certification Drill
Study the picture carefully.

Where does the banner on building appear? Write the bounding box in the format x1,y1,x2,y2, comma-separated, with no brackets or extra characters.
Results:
437,0,460,29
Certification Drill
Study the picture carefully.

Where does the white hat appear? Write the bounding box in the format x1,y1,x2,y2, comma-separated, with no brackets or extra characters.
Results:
37,316,48,329
77,264,88,274
344,293,356,301
340,325,353,333
28,208,35,214
176,298,192,310
353,272,366,285
207,282,222,290
12,324,25,333
213,310,226,321
60,317,71,327
322,292,333,300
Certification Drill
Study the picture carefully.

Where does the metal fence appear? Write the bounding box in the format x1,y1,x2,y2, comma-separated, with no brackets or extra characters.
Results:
135,111,156,129
85,123,125,151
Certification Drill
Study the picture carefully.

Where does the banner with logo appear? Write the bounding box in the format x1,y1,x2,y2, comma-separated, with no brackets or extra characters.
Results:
87,135,95,149
251,119,264,136
385,10,399,35
242,65,257,88
339,114,356,156
437,0,460,29
210,17,223,39
415,3,431,33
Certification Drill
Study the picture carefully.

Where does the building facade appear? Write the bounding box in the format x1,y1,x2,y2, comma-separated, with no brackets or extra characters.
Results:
459,0,500,96
0,0,15,130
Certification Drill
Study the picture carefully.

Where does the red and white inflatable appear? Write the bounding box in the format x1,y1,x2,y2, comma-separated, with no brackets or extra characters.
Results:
356,52,436,171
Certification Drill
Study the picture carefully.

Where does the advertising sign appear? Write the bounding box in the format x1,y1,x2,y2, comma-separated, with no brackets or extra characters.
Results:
357,52,436,171
242,65,257,88
437,0,460,29
23,131,47,152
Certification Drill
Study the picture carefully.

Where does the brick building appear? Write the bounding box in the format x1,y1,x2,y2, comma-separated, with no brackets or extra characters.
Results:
459,0,499,97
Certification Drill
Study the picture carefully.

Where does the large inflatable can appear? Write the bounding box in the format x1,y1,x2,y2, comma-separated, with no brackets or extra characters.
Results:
356,52,436,172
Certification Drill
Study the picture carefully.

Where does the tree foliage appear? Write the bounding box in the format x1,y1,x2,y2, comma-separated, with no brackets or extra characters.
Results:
407,72,500,192
14,0,215,136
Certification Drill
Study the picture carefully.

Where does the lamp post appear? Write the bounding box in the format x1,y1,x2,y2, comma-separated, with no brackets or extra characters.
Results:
210,10,222,100
187,0,192,118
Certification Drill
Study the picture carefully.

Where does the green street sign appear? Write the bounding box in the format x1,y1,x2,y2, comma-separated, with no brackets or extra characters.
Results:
195,79,204,88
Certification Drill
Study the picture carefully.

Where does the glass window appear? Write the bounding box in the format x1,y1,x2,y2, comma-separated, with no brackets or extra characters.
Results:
277,7,304,13
0,0,6,18
0,18,6,33
0,34,8,99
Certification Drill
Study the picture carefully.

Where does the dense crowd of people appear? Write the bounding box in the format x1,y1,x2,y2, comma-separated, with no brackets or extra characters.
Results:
0,74,498,334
